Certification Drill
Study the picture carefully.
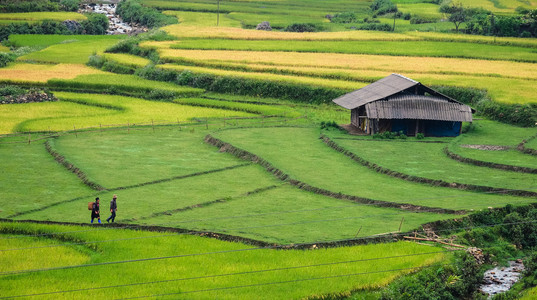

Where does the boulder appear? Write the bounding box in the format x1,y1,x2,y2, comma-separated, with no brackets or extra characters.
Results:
256,21,272,31
62,20,82,33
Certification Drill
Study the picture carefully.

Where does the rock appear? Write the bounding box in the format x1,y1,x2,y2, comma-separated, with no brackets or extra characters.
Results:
62,20,82,32
256,21,272,31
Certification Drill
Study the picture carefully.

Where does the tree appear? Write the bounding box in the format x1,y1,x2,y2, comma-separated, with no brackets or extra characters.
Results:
440,2,467,33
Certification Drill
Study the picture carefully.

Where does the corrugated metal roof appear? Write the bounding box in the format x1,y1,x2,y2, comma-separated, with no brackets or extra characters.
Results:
365,95,473,122
333,73,419,109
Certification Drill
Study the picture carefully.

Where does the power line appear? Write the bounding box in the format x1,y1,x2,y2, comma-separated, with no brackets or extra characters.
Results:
0,250,457,299
117,264,450,300
3,182,537,241
3,218,536,276
3,209,537,253
0,233,180,252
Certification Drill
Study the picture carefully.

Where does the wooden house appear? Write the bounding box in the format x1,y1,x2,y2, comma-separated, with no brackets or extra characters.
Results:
332,74,474,137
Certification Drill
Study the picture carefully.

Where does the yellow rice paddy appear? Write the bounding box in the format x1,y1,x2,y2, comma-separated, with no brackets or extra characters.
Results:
0,63,105,83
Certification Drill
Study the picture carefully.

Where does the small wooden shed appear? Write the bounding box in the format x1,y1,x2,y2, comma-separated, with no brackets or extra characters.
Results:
333,74,474,137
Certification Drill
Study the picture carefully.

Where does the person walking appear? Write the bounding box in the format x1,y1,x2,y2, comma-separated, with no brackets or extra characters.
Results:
106,194,118,223
91,197,101,224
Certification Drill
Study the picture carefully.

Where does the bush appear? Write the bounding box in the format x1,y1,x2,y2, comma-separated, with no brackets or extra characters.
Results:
416,133,425,139
434,86,537,127
139,68,343,104
116,0,177,28
0,13,109,41
0,51,15,67
60,0,81,12
370,0,398,16
330,12,358,23
0,85,24,97
0,0,59,13
81,13,108,35
87,54,105,68
380,252,482,300
358,23,392,31
410,16,437,24
402,12,411,20
284,23,320,32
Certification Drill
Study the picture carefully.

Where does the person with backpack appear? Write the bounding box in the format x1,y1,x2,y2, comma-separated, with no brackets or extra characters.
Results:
106,194,118,223
91,197,101,224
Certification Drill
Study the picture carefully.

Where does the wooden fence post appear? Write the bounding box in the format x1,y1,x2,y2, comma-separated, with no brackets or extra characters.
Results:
127,122,130,134
354,226,362,238
206,118,208,129
398,217,405,232
73,125,77,138
152,119,155,132
28,133,31,144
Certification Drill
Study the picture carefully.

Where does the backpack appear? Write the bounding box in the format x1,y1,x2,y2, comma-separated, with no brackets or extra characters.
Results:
88,202,94,210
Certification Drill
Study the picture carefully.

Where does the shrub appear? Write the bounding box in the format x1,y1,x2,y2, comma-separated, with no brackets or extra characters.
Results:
370,0,398,16
434,86,537,127
410,16,437,24
81,13,108,35
116,0,177,28
284,23,320,32
60,0,81,12
0,51,15,67
330,12,358,23
402,12,411,20
0,0,59,13
416,133,425,139
87,54,105,68
358,23,392,31
380,252,482,299
0,85,24,97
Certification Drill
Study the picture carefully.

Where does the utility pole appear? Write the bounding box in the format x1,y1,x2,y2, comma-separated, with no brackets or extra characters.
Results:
217,0,220,26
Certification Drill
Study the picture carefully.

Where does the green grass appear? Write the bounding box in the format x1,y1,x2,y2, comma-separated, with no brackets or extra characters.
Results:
174,97,302,117
142,184,457,244
326,132,537,191
0,233,89,272
48,75,204,97
163,10,242,27
527,137,537,150
17,37,124,64
35,92,248,130
0,91,248,134
49,128,250,189
397,3,443,19
0,12,87,22
8,34,122,48
0,221,446,299
0,140,95,218
213,127,534,210
0,100,111,134
169,39,537,63
226,12,327,29
143,0,370,17
445,120,537,169
453,120,537,146
103,53,151,68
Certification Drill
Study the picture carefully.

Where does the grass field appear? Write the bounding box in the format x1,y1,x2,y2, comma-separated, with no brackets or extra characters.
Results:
213,127,534,210
2,0,537,297
0,221,446,299
167,39,537,62
48,74,204,97
0,63,105,83
0,12,87,22
16,36,124,64
102,53,151,68
327,130,537,191
157,49,537,81
0,140,95,217
8,34,122,48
